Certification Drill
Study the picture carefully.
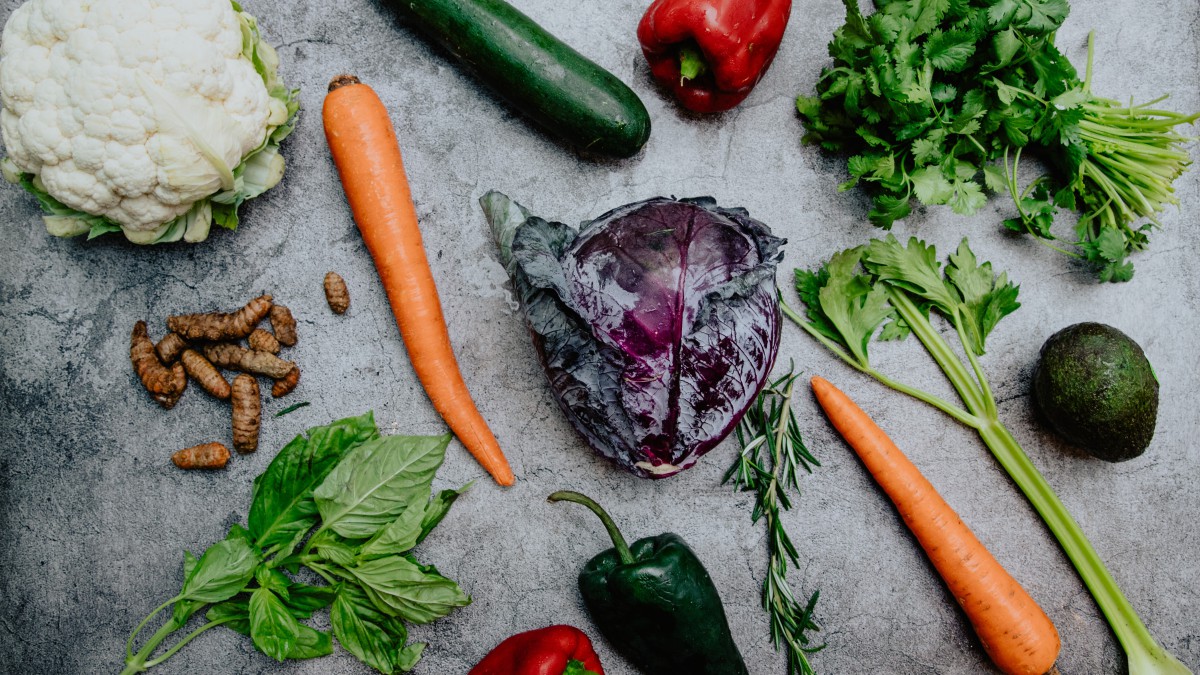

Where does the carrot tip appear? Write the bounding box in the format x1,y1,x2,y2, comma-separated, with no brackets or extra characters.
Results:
328,74,362,92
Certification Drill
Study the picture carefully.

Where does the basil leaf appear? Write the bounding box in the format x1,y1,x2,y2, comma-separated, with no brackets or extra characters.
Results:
359,500,426,559
416,483,472,546
395,642,425,671
171,550,207,623
256,567,292,601
206,597,251,635
360,482,472,558
331,585,408,674
249,412,379,549
222,593,329,659
285,583,336,618
171,600,205,625
347,555,470,624
316,539,358,567
313,434,451,539
249,587,301,662
210,582,334,632
182,550,198,579
288,624,333,660
179,535,259,604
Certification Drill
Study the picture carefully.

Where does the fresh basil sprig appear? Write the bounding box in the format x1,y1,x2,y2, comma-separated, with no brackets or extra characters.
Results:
121,412,472,674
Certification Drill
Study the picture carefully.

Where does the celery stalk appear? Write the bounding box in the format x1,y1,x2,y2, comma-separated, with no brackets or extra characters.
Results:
789,236,1191,674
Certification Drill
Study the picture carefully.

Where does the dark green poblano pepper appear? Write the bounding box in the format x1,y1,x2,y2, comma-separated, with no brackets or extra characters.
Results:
548,491,749,675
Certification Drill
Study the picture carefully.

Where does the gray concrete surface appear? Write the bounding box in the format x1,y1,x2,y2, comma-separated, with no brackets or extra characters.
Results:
1,0,1197,673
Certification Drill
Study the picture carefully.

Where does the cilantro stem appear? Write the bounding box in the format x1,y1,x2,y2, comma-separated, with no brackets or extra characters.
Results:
952,310,997,419
1039,237,1085,258
886,289,988,417
977,424,1193,675
889,276,1189,674
964,133,988,156
1084,31,1096,92
790,238,1192,671
780,299,979,428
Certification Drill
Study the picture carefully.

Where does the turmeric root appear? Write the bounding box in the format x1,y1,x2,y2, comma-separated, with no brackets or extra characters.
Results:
167,295,273,341
171,442,231,470
231,375,261,453
269,305,298,346
324,272,350,314
272,366,300,397
248,328,281,354
131,321,187,409
203,343,296,379
155,332,188,365
180,349,231,400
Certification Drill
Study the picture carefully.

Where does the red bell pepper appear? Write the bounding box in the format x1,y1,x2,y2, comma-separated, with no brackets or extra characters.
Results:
637,0,793,113
469,625,605,675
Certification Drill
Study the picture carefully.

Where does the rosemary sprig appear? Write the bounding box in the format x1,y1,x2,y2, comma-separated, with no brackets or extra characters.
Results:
724,367,823,675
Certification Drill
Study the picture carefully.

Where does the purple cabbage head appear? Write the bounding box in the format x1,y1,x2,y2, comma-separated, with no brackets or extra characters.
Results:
483,192,784,479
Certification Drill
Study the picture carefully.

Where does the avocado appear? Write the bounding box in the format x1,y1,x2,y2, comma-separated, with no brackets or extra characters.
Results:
1033,322,1158,462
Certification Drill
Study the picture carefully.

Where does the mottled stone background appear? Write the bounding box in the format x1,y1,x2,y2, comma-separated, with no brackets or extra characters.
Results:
1,0,1197,673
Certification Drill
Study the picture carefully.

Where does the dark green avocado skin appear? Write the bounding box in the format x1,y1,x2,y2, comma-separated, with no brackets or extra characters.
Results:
1033,322,1159,462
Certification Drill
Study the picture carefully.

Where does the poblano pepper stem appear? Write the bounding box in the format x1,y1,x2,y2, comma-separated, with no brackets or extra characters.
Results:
548,491,634,565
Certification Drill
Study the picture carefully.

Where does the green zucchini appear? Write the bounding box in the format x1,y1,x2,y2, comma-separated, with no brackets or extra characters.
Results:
391,0,651,158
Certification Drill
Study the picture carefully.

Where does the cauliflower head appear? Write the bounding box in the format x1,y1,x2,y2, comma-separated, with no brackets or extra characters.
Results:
0,0,298,244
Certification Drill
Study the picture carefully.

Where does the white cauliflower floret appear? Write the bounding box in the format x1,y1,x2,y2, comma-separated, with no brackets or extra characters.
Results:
0,0,295,243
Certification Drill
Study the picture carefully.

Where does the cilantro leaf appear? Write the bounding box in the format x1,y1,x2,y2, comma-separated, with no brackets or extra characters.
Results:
990,27,1021,68
982,164,1008,192
932,82,958,103
949,179,987,214
1100,260,1135,283
911,0,952,36
987,0,1020,26
796,248,892,368
911,137,944,164
795,267,840,342
863,235,959,313
1094,227,1129,263
924,30,976,71
868,193,912,228
944,239,1021,354
911,166,956,204
1021,0,1070,33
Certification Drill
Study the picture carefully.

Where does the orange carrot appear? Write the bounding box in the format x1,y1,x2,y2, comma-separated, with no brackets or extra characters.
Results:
811,375,1059,675
322,75,515,486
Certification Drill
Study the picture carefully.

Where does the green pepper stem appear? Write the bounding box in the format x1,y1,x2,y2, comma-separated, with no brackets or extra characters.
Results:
678,45,709,84
548,491,635,565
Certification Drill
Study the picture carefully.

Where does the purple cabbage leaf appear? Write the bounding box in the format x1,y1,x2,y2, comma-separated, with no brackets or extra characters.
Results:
482,192,785,479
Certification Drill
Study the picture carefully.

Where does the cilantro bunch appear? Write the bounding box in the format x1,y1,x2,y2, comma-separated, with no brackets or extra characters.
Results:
787,235,1192,674
121,413,471,674
797,0,1200,281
